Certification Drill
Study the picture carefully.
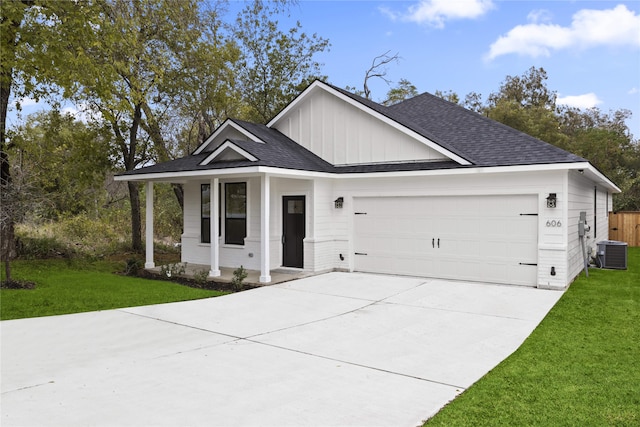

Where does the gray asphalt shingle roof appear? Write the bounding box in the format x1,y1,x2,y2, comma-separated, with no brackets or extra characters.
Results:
120,81,586,178
327,82,586,166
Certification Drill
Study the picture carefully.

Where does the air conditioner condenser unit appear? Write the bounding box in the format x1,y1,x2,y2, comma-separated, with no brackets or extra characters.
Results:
596,240,628,270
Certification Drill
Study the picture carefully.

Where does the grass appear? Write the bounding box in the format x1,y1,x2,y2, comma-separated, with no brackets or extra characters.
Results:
0,259,225,320
425,247,639,426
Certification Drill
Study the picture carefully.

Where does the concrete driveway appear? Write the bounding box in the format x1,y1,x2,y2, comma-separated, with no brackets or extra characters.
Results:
1,272,562,426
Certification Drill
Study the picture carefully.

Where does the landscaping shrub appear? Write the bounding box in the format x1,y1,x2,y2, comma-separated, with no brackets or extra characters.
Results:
231,265,248,291
17,233,75,259
124,258,144,276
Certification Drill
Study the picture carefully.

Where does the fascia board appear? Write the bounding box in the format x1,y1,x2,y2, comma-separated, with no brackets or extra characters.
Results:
569,162,621,193
269,81,471,166
200,140,258,165
115,162,621,192
192,120,263,155
114,166,265,182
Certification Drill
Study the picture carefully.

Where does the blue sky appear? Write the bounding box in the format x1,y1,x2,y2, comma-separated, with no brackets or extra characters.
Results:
274,0,640,137
10,0,640,138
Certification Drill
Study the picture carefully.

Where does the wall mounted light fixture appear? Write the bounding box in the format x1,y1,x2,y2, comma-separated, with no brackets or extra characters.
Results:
546,193,557,208
334,197,344,209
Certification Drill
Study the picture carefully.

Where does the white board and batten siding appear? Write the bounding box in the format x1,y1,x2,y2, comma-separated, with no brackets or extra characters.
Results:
271,88,447,165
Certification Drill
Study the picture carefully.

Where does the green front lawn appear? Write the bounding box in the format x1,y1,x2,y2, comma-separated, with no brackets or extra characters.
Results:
425,247,639,426
0,259,225,320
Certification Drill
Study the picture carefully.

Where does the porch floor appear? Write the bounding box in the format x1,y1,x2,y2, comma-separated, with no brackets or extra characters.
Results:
147,263,316,286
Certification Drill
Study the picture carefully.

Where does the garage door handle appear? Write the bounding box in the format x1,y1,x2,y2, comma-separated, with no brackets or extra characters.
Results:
355,252,368,256
432,238,435,248
437,238,440,248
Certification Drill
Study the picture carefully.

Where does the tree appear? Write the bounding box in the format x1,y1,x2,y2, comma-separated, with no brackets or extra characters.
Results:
487,66,556,109
558,107,640,210
1,0,100,281
9,110,113,219
361,51,400,100
233,0,330,123
170,3,241,151
463,92,485,114
57,0,223,251
484,67,565,147
384,79,419,106
433,89,460,105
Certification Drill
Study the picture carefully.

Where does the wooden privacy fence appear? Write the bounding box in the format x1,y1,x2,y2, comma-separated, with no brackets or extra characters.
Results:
609,211,640,247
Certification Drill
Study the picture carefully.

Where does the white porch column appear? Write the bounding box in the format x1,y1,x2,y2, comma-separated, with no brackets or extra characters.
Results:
145,181,155,268
260,173,271,283
209,178,221,277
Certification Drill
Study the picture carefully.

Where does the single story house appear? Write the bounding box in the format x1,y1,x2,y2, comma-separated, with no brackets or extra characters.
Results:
116,80,619,289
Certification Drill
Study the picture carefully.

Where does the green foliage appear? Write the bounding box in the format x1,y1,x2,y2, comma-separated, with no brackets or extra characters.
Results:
160,262,187,278
8,110,113,219
385,79,420,106
193,269,210,286
150,183,183,243
124,257,144,276
432,89,460,105
15,212,132,259
17,233,75,260
0,259,223,320
233,0,330,123
231,265,248,291
425,248,640,426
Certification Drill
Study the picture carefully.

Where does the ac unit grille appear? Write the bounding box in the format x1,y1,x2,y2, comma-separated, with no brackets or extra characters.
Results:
597,241,628,270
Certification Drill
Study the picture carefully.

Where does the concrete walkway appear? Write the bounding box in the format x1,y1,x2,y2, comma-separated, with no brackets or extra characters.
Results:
1,273,563,426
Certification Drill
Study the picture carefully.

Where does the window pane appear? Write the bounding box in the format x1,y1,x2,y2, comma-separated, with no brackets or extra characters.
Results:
201,184,210,243
287,200,304,214
225,182,246,245
225,218,246,245
226,183,246,218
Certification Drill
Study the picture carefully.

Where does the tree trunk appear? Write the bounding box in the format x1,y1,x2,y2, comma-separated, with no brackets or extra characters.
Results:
140,102,184,210
172,183,184,211
0,10,19,282
128,180,142,252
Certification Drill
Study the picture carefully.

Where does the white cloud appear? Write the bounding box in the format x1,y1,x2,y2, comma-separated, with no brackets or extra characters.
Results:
629,87,639,95
557,93,603,109
526,9,553,24
382,0,494,29
486,4,640,60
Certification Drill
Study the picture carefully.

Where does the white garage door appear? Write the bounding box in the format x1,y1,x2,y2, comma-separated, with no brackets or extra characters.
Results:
353,195,538,286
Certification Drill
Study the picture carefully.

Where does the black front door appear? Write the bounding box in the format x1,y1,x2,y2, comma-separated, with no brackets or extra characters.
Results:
282,196,305,268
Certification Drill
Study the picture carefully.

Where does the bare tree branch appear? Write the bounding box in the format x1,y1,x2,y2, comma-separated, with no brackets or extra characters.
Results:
363,51,400,100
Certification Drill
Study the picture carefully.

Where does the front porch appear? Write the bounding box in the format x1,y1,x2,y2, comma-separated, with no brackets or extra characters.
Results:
147,263,316,287
141,171,328,284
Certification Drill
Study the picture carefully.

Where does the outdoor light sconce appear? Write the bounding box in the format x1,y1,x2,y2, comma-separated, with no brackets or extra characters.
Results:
334,197,344,209
546,193,557,209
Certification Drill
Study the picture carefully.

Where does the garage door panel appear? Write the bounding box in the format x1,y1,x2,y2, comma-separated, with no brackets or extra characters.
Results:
354,195,538,286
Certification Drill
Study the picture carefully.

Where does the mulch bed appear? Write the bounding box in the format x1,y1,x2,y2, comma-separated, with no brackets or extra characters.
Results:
132,269,255,293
